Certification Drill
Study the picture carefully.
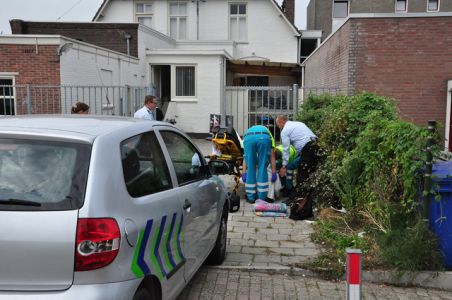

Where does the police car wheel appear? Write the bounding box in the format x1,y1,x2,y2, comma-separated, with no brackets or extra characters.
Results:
133,278,161,300
206,210,227,265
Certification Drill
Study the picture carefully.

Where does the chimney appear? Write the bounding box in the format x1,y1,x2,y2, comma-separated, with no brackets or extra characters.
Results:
281,0,295,24
10,19,26,34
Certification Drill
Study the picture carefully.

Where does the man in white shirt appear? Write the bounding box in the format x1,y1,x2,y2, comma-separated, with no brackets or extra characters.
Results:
134,95,158,120
276,115,318,218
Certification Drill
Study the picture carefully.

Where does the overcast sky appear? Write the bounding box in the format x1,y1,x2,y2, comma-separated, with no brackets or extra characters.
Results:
0,0,309,35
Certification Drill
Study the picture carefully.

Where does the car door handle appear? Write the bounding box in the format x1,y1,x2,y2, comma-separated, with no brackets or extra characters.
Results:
183,199,191,210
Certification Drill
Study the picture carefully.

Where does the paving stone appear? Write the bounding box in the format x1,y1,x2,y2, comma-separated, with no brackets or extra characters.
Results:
289,233,312,241
268,247,295,255
271,223,295,229
281,255,309,264
252,217,274,223
243,233,267,240
274,218,296,224
232,216,253,222
253,254,282,263
225,253,254,263
267,233,291,241
255,240,279,248
232,227,257,233
228,232,243,239
294,247,320,256
229,238,255,246
241,246,268,255
229,221,249,227
255,228,279,234
279,241,305,248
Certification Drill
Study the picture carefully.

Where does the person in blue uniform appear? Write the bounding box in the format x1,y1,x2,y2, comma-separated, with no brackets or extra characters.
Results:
241,125,276,203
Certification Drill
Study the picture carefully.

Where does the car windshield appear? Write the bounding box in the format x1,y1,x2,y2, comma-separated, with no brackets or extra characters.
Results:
0,138,91,211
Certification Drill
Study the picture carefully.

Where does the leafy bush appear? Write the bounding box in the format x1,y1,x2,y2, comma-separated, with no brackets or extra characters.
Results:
378,217,443,272
298,92,443,273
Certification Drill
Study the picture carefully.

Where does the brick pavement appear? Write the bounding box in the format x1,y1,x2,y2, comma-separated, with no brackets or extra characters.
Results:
223,199,320,268
178,267,452,300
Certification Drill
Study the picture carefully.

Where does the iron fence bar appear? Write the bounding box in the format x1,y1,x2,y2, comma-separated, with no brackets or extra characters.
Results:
26,84,31,114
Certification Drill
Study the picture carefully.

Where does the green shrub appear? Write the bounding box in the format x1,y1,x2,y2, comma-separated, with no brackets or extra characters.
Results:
378,217,443,272
297,92,443,273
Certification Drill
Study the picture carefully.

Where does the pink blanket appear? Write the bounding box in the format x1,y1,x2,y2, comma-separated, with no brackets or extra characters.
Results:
253,200,287,213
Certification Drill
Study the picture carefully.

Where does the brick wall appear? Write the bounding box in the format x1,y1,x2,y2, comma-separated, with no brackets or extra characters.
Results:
282,0,295,24
304,16,452,130
352,17,452,127
0,44,61,114
303,21,352,94
10,20,139,57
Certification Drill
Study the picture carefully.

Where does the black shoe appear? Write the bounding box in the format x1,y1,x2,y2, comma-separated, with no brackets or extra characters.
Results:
265,197,274,203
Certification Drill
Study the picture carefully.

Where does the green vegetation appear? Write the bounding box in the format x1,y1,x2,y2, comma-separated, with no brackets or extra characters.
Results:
297,92,443,277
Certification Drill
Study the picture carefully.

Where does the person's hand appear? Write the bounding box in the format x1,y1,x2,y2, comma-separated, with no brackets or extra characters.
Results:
241,172,247,182
271,172,277,182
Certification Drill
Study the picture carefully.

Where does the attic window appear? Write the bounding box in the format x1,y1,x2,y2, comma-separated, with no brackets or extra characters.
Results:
135,2,153,28
395,0,407,12
428,0,439,11
333,1,349,18
169,2,187,40
229,3,247,42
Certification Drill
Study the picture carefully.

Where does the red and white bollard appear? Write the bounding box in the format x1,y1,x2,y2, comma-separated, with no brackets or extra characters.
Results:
346,248,362,300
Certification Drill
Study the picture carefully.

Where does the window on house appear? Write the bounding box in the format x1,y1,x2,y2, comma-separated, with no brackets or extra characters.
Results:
428,0,439,11
135,2,153,28
395,0,407,12
0,78,15,115
169,2,187,40
333,1,349,18
175,66,195,97
229,3,247,42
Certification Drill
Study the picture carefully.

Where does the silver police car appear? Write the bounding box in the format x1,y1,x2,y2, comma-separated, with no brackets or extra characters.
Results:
0,115,230,300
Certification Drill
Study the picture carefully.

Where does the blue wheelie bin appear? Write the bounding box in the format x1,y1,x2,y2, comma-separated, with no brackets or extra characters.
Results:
430,161,452,268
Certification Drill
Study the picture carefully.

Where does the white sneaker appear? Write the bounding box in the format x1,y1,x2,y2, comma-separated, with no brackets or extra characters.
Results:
330,206,347,214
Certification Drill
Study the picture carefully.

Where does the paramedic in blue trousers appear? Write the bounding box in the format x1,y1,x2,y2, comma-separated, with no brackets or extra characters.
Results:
241,125,277,203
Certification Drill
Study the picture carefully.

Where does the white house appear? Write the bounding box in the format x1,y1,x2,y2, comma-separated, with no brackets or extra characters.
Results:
93,0,300,134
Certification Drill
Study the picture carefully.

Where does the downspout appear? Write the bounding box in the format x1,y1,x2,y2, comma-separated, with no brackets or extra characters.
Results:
446,81,452,151
124,33,132,56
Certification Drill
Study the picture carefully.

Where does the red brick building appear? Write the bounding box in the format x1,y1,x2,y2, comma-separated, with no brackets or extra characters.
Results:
302,15,452,150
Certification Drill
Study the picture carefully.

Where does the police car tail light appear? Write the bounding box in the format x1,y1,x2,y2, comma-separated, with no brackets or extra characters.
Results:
75,218,121,271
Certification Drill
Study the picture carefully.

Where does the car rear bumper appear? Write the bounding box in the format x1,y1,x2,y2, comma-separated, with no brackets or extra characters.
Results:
0,278,141,300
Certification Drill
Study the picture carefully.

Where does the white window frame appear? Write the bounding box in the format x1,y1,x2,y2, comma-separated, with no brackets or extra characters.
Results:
427,0,440,12
332,0,349,19
395,0,408,12
171,65,197,101
135,1,154,28
0,75,17,116
168,1,188,40
229,2,248,43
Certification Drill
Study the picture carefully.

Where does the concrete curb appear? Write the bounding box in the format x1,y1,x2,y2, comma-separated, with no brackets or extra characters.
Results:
211,265,452,291
362,270,452,291
210,265,319,277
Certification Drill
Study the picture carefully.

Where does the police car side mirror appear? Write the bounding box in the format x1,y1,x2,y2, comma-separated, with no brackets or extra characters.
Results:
208,160,230,175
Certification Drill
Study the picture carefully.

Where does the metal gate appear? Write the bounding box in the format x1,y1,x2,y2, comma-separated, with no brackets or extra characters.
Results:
224,85,298,140
0,84,152,116
224,85,342,139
